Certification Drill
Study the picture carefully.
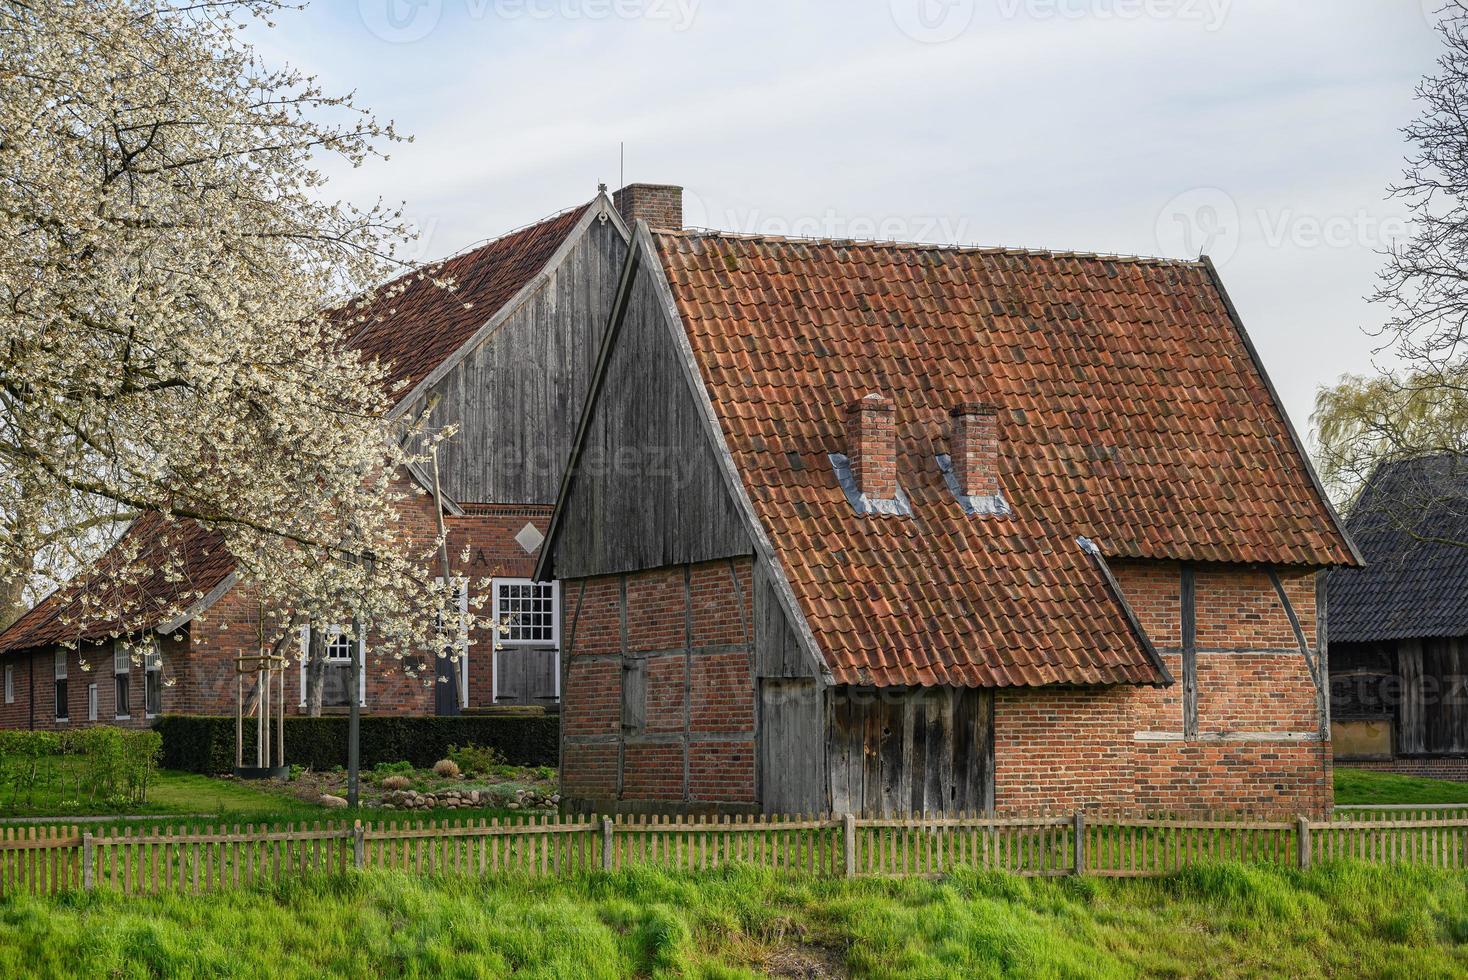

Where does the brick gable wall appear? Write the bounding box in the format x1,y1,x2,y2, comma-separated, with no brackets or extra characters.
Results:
993,562,1331,818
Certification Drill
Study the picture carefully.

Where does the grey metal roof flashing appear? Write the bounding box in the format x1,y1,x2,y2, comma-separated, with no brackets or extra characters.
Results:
936,454,1012,517
828,453,913,517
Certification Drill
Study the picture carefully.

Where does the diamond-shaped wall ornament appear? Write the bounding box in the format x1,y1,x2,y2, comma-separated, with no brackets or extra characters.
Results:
515,522,546,554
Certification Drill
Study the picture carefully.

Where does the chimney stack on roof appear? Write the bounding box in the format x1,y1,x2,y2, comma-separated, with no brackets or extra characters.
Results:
950,403,1000,500
847,393,897,500
613,183,684,230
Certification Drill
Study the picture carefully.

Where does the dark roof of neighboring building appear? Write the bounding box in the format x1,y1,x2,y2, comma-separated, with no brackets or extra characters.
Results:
0,204,595,656
0,515,233,655
347,202,591,397
650,229,1358,688
1328,454,1468,644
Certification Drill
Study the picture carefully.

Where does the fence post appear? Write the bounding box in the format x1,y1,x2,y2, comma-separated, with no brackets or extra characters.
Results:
1297,815,1311,870
601,816,614,871
353,821,365,870
1072,811,1086,876
81,832,95,890
843,813,856,877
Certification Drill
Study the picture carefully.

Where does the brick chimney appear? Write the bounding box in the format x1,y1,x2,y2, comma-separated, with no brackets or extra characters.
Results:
612,183,683,229
950,403,1000,498
846,394,896,499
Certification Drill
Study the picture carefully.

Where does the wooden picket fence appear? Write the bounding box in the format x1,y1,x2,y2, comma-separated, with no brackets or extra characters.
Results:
1,809,1466,898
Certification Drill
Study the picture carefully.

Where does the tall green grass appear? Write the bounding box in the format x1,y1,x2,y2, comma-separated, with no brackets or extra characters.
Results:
0,862,1463,978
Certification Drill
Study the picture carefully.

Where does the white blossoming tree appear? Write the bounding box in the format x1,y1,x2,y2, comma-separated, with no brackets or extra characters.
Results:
0,1,478,684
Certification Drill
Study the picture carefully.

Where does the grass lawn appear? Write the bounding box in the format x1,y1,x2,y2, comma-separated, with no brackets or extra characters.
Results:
0,764,540,832
1334,767,1468,806
0,862,1464,978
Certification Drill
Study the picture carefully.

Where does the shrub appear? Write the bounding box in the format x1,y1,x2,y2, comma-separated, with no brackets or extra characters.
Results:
446,742,504,777
155,714,559,774
432,759,461,779
380,775,411,791
0,730,60,805
0,728,158,807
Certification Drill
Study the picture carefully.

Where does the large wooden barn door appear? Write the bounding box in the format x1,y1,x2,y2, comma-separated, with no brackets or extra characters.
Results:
827,687,993,816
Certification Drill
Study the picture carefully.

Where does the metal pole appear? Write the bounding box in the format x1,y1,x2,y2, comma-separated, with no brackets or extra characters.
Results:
348,616,361,807
235,671,243,770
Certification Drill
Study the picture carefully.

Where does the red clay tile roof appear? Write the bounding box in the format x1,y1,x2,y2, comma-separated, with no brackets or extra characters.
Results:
0,515,233,655
0,207,593,656
346,203,591,397
652,231,1357,688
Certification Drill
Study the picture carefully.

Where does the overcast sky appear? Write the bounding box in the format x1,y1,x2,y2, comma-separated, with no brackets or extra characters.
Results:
254,0,1443,434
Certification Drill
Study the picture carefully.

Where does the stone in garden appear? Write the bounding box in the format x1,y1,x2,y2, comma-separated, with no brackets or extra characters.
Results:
320,794,348,808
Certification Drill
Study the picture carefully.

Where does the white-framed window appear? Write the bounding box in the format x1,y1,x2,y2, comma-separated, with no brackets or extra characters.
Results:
87,683,98,722
492,579,560,647
298,625,366,707
490,579,560,706
4,663,12,704
113,642,131,720
144,644,162,718
54,650,68,721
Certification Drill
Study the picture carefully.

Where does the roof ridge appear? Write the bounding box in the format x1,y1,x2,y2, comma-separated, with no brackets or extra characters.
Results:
412,199,594,273
658,226,1204,268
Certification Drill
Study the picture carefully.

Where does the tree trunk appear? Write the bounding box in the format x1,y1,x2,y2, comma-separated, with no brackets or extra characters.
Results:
304,623,327,717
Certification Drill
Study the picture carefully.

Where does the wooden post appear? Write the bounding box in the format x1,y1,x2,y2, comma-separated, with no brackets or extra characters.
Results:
1297,815,1311,870
82,832,95,890
353,821,365,869
843,813,857,877
1072,811,1086,875
601,816,614,870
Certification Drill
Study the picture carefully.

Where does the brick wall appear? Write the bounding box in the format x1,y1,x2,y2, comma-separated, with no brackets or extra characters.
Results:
0,632,187,732
0,475,557,729
1343,759,1468,783
993,562,1332,817
560,557,756,812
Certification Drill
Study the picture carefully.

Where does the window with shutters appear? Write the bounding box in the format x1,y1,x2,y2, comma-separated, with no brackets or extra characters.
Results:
114,642,131,719
54,650,67,721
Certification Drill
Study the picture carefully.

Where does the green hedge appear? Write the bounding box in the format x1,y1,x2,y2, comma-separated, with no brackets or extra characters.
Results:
0,728,162,808
155,714,559,774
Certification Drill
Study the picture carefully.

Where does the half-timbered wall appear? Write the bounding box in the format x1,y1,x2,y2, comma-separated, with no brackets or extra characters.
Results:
559,558,758,813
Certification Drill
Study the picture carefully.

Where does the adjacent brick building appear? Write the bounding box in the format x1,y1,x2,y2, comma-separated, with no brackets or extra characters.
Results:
538,218,1359,818
0,190,635,727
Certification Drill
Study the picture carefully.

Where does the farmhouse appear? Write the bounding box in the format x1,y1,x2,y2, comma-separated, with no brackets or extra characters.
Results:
1328,455,1468,781
537,218,1360,818
0,188,638,728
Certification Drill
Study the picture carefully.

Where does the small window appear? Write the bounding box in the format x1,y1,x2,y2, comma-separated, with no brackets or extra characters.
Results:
297,626,366,708
87,683,98,722
4,663,12,704
145,646,162,718
113,643,130,720
54,650,68,721
492,579,559,647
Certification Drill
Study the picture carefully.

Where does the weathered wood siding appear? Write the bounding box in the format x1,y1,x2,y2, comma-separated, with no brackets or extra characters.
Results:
1396,637,1468,756
408,216,627,506
753,561,816,680
828,686,994,816
550,250,751,578
758,679,827,813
